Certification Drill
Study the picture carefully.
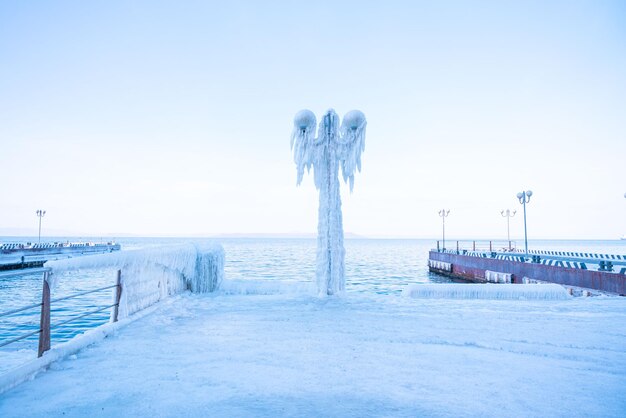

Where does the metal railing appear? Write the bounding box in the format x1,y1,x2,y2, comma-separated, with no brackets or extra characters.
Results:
433,241,626,274
436,240,517,253
0,269,122,357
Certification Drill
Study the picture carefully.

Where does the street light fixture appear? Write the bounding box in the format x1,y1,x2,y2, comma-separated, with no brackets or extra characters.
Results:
36,209,46,244
516,190,532,257
438,209,450,251
500,209,516,250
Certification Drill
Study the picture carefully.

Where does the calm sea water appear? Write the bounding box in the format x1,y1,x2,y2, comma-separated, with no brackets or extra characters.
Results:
1,237,625,355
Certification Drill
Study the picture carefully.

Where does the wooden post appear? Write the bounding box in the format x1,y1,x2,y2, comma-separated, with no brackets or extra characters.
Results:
489,241,492,252
38,272,51,357
456,240,459,254
473,241,476,251
437,241,440,252
113,270,122,322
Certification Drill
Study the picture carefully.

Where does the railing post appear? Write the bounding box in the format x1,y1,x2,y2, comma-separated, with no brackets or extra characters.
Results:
38,271,51,357
473,241,475,251
489,241,492,252
113,270,122,322
456,240,459,254
437,241,440,252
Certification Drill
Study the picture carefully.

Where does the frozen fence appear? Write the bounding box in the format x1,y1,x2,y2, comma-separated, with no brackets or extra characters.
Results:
45,243,224,319
402,284,571,300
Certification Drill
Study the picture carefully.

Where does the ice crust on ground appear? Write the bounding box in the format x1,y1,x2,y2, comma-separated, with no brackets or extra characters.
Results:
219,279,317,295
403,283,572,300
1,292,624,417
291,109,366,296
0,298,169,394
45,243,224,318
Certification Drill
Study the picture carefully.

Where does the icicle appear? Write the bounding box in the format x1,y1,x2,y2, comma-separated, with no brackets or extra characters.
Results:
339,110,367,193
291,110,317,186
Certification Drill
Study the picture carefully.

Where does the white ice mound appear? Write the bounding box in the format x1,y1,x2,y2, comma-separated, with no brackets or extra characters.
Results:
45,243,224,318
402,284,571,300
219,279,317,296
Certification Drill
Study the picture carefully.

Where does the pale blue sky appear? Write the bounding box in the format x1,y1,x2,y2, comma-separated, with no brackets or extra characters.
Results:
1,0,625,239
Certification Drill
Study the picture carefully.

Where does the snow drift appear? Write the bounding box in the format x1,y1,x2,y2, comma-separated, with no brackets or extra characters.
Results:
45,243,224,319
402,284,571,300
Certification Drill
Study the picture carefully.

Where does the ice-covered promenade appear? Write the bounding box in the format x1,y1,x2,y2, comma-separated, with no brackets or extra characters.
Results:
1,287,625,418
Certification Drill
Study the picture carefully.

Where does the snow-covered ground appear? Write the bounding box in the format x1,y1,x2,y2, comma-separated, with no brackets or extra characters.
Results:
1,285,625,417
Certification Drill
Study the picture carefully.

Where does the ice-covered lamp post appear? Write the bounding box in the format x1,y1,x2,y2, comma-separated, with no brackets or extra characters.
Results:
516,190,532,257
500,209,516,250
291,109,366,296
36,209,46,244
438,209,450,251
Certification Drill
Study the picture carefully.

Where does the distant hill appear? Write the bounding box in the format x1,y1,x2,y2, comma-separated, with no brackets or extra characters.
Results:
210,232,367,239
0,228,366,239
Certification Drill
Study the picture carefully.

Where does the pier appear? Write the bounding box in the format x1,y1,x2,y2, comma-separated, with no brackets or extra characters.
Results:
0,242,121,272
429,241,626,296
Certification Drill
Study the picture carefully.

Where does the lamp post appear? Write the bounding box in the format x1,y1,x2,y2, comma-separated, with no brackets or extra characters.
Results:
500,209,516,250
36,209,46,244
291,108,367,296
516,190,532,257
438,209,450,251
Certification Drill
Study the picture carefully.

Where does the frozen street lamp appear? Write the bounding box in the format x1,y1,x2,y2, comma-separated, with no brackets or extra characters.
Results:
500,209,516,250
438,209,450,251
516,190,532,257
291,108,367,296
36,209,46,244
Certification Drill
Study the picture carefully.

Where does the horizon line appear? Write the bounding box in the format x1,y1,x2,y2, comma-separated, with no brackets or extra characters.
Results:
0,233,624,242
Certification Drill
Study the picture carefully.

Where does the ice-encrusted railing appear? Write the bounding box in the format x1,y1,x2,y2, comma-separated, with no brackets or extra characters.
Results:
0,243,223,358
46,243,224,319
0,244,224,393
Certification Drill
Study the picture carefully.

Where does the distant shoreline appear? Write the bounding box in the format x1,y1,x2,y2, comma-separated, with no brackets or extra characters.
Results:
1,235,626,242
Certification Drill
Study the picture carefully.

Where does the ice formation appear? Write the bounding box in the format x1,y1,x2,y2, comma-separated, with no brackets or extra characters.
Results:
45,243,224,319
484,270,513,283
291,109,367,296
402,283,572,300
219,279,317,296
